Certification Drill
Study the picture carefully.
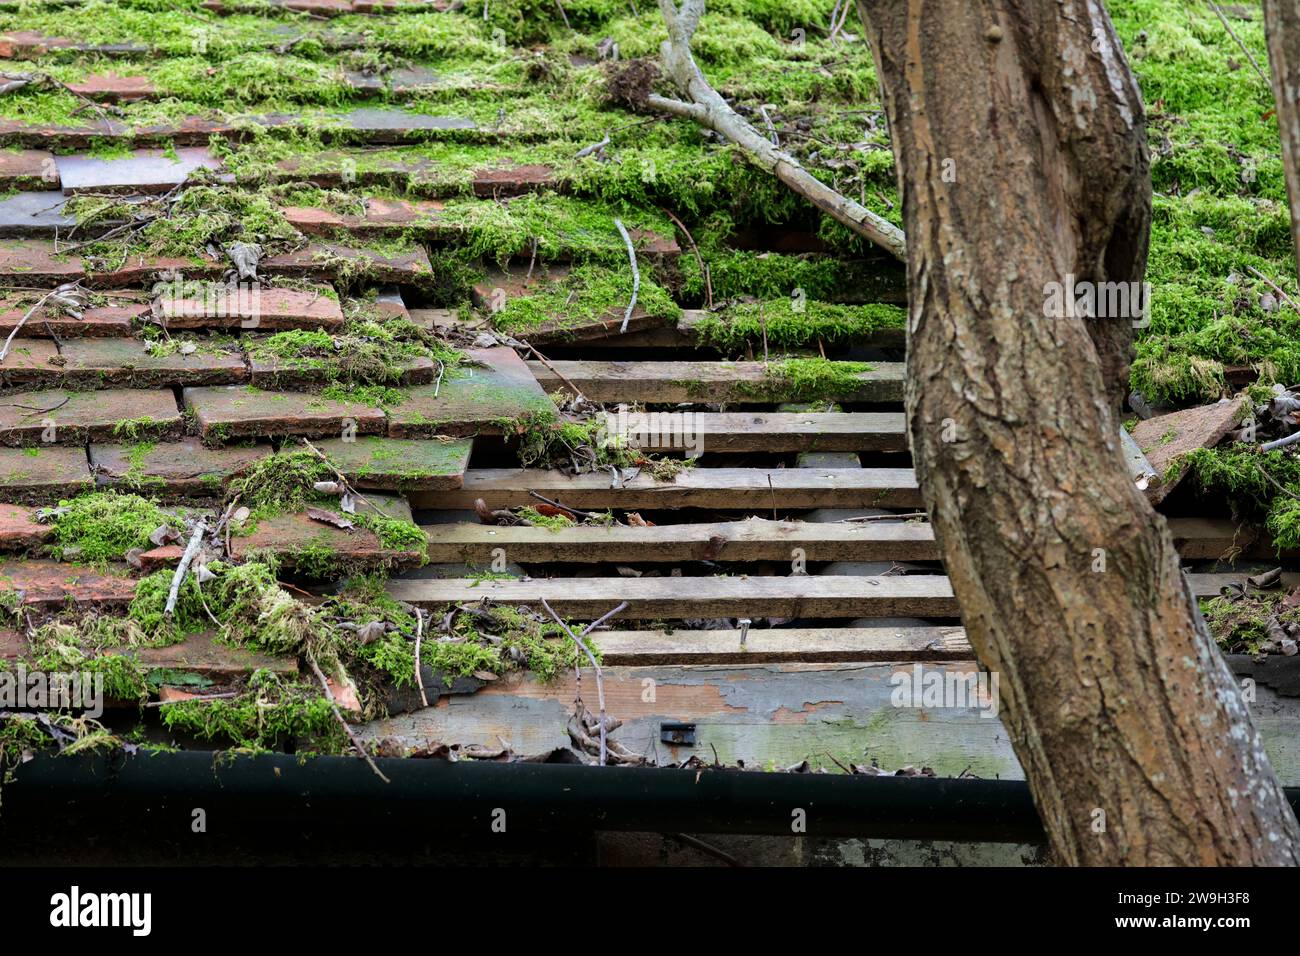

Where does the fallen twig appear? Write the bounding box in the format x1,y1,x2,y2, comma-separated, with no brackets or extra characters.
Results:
542,598,627,766
299,437,379,516
528,490,596,519
146,692,237,708
661,207,711,308
1248,265,1300,315
575,134,610,158
614,218,640,333
165,521,207,616
309,656,390,784
523,342,585,399
837,511,928,522
414,608,429,709
0,283,85,363
1208,0,1270,86
648,0,905,260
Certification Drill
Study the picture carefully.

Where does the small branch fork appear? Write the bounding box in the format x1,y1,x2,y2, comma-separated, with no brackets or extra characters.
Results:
541,598,628,766
649,0,905,261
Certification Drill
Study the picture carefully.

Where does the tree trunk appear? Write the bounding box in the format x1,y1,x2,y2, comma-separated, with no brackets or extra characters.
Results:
1264,0,1300,284
860,0,1300,865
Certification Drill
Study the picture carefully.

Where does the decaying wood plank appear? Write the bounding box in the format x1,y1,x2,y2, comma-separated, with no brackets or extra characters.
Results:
423,516,935,564
596,625,971,664
422,515,1287,565
413,467,922,511
527,360,905,403
605,411,908,453
387,574,960,618
357,662,1017,775
356,660,1300,784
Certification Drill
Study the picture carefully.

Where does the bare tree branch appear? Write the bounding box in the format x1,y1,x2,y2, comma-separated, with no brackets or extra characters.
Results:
650,0,906,260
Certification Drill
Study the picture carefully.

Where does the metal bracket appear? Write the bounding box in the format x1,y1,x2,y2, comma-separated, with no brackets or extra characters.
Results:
660,722,697,746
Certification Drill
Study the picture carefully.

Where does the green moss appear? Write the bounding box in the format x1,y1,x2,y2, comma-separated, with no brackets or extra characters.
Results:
228,451,332,517
516,506,575,530
159,668,342,751
50,491,179,564
1181,446,1300,549
489,262,680,336
1200,590,1300,654
693,299,905,351
426,604,594,684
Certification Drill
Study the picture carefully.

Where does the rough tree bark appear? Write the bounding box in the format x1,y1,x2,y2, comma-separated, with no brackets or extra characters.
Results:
860,1,1300,865
650,0,907,261
1264,1,1300,284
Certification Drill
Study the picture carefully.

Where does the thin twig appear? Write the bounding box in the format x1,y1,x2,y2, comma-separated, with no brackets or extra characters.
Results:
757,104,779,147
165,521,207,616
1248,265,1300,315
555,0,571,29
414,609,429,709
660,207,711,308
433,360,445,399
299,437,379,516
542,598,628,766
1207,0,1270,86
524,341,585,399
0,287,67,363
528,490,595,519
767,473,777,520
837,511,927,522
1260,430,1300,454
308,656,390,784
146,692,238,708
613,218,640,333
575,134,610,158
667,832,743,866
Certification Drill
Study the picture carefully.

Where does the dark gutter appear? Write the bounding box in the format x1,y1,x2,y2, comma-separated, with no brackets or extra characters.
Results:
4,750,1050,841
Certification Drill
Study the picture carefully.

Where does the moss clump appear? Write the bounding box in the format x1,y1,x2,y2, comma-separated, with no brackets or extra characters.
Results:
1181,446,1300,549
748,358,875,402
71,183,301,266
693,300,905,351
248,310,464,401
228,451,332,517
159,669,342,751
488,263,681,337
50,491,180,564
431,604,594,684
1200,590,1300,654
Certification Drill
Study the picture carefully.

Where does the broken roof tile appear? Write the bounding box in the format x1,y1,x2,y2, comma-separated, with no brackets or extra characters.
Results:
183,384,387,442
1132,395,1248,505
91,438,267,497
312,435,471,491
228,492,423,572
56,147,223,195
0,445,93,502
0,388,182,446
386,346,555,438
